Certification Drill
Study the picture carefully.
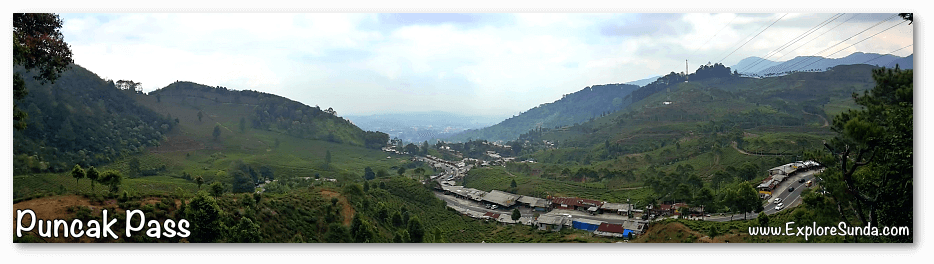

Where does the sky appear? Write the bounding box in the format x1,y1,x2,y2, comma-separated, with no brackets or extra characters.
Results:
58,13,914,117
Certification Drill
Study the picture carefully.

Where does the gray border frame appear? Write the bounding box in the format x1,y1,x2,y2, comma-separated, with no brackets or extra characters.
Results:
2,0,932,263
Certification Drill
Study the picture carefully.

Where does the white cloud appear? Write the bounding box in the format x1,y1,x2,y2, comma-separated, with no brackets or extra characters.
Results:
58,13,913,117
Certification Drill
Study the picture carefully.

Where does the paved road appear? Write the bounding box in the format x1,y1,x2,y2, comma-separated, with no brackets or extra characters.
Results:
700,168,824,222
762,169,823,215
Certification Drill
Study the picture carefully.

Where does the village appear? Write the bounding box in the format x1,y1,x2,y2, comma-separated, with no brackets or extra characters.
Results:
383,142,824,240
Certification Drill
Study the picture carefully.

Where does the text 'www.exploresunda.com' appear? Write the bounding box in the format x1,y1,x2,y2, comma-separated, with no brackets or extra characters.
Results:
748,221,910,241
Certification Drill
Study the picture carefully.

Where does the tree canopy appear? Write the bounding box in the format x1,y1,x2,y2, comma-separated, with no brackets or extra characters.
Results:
13,13,74,130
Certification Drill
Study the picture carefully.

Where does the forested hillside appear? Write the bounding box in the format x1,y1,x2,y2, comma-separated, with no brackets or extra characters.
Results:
447,83,640,142
13,65,175,174
148,82,388,149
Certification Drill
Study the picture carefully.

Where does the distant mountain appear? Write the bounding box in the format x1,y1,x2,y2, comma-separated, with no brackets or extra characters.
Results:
344,111,507,143
885,54,913,69
625,75,661,87
730,56,782,74
445,83,641,143
732,52,913,76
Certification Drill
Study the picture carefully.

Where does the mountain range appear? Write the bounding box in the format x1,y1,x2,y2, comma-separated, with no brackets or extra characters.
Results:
731,52,913,76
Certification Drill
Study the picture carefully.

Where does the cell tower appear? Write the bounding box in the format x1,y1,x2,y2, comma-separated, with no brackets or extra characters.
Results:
685,60,689,83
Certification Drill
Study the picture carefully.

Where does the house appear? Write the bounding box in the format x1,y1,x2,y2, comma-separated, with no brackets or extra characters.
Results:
517,196,552,212
550,197,605,211
599,202,632,215
481,190,519,208
622,220,647,235
534,214,569,231
594,223,627,238
571,218,603,232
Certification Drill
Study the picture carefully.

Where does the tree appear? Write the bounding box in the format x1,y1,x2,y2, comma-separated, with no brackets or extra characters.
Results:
363,181,370,192
233,217,261,243
231,170,254,193
510,179,518,188
324,223,350,243
99,170,123,194
364,167,375,180
391,211,404,227
397,167,406,176
406,216,424,243
213,125,221,141
187,191,225,242
350,215,376,243
404,143,419,155
210,182,225,198
758,211,770,227
511,208,522,222
13,13,74,130
325,150,332,170
821,66,912,242
71,164,85,193
86,166,99,193
239,117,246,133
128,157,141,178
197,110,203,122
898,13,913,24
376,169,388,178
195,176,204,190
695,187,715,216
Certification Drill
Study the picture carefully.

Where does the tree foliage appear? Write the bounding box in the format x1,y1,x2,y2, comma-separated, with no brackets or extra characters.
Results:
13,13,74,130
822,66,912,242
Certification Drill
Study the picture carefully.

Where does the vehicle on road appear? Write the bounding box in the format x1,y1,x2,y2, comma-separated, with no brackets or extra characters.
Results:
807,180,813,187
799,178,806,183
774,198,783,204
775,204,784,211
788,187,795,192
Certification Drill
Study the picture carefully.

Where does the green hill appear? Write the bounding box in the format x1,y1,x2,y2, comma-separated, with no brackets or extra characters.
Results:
447,83,640,142
13,64,175,174
467,64,878,207
147,81,388,149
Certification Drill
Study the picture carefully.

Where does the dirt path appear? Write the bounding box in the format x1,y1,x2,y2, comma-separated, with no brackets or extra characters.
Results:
731,141,790,157
319,190,355,226
801,109,829,127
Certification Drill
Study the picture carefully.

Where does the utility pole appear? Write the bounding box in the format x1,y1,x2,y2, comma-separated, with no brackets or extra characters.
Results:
685,60,689,82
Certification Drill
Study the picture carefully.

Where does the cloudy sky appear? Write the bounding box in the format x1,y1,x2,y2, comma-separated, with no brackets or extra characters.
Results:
58,13,913,117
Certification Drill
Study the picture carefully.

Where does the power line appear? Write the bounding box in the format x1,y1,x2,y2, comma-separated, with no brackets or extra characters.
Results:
739,13,843,73
859,44,912,65
753,13,862,75
688,14,738,62
785,19,909,73
717,13,788,64
772,13,899,74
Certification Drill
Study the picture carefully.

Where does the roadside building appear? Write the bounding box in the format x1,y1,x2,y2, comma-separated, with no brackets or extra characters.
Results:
517,196,552,212
599,202,632,215
550,197,605,211
481,190,519,208
571,218,603,232
622,220,647,235
594,223,627,238
534,214,570,231
482,212,501,221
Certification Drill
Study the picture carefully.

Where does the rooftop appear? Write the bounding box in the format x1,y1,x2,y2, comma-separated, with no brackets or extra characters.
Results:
599,202,632,211
482,190,520,207
596,223,626,234
535,215,570,226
